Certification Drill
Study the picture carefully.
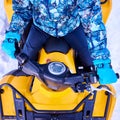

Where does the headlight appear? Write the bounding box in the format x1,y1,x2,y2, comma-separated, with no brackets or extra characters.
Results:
48,62,66,75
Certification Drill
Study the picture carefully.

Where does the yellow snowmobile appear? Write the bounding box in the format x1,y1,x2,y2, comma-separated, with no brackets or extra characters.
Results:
0,0,117,120
4,0,13,22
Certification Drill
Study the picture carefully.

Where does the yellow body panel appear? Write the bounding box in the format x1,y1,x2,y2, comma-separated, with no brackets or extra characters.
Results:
101,0,112,23
4,0,13,22
0,74,116,119
39,48,76,73
92,85,116,119
0,75,33,115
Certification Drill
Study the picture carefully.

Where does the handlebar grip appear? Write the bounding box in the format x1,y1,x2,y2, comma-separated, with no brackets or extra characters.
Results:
16,53,29,65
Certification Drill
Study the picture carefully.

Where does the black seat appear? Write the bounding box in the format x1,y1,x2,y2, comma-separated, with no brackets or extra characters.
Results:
43,37,71,54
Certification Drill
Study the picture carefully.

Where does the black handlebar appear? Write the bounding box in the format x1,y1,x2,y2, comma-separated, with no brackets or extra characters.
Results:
16,53,98,92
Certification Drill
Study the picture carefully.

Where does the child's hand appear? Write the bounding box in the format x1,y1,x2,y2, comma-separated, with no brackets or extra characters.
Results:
1,32,20,58
93,59,118,84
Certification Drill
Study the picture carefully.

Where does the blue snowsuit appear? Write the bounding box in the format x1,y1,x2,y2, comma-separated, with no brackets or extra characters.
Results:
8,0,110,63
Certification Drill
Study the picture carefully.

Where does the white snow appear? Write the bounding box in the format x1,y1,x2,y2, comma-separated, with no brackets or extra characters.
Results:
0,0,18,76
106,0,120,119
0,0,120,119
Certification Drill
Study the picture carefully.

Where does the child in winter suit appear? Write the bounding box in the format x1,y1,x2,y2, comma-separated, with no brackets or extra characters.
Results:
1,0,117,84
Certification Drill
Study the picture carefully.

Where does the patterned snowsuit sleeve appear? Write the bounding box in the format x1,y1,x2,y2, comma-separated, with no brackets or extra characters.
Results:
78,0,110,60
8,0,33,35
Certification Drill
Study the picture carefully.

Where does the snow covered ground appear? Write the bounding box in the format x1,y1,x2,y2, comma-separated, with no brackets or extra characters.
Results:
0,0,18,77
106,0,120,119
0,0,120,119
